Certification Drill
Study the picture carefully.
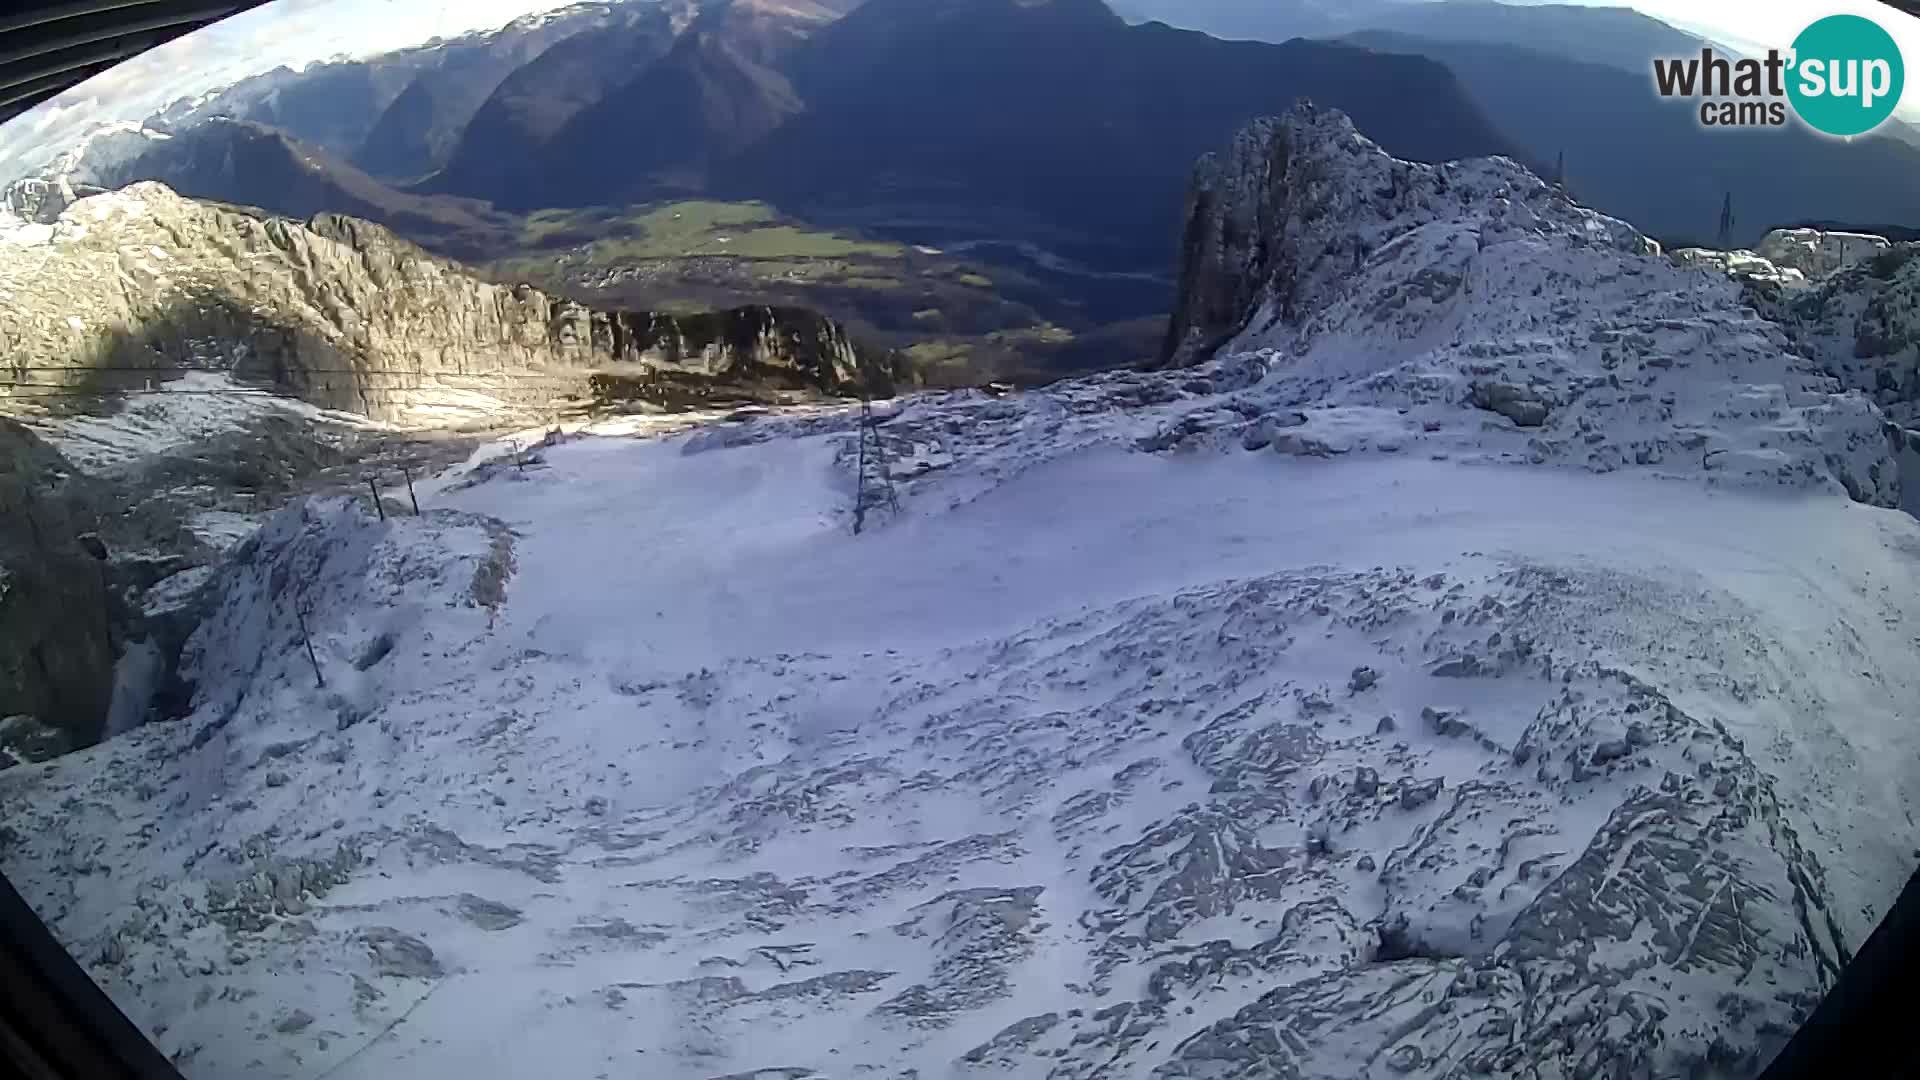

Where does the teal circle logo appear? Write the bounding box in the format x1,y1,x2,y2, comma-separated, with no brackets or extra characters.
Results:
1787,14,1905,137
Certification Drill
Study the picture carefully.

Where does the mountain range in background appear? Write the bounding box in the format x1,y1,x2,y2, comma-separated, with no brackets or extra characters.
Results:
711,0,1514,265
0,0,1523,382
418,1,701,203
14,0,1920,251
146,2,650,172
59,119,516,256
82,0,1518,271
1343,30,1920,246
466,0,851,209
4,0,1919,378
1107,0,1389,42
145,59,417,162
347,5,645,183
1113,0,1920,245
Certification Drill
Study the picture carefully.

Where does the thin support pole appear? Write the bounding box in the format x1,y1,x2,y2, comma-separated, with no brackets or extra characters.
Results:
295,600,324,689
853,398,869,536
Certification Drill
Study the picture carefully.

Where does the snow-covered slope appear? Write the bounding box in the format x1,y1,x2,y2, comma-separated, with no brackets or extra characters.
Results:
1770,246,1920,429
1164,105,1902,509
4,400,1918,1079
3,106,1919,1080
12,371,383,476
1665,227,1920,503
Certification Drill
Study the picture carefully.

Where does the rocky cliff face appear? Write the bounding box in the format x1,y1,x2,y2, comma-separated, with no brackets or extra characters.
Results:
1162,104,1653,368
582,305,877,408
0,422,114,754
1161,105,1904,509
0,183,894,425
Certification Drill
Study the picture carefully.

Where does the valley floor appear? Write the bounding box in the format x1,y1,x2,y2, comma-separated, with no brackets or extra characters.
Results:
4,409,1920,1078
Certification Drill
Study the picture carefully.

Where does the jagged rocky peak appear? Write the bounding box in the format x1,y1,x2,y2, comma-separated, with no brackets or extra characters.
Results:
1162,102,1654,367
0,183,893,425
1159,103,1905,509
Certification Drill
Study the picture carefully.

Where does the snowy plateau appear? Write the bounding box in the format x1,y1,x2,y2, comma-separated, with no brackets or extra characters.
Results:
4,107,1920,1080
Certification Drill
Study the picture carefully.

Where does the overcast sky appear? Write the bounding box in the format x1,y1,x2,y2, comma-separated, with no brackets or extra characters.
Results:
2,0,1917,183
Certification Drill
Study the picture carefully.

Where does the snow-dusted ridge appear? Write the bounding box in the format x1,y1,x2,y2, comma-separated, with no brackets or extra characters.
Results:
1164,105,1904,509
0,121,171,223
2,106,1919,1080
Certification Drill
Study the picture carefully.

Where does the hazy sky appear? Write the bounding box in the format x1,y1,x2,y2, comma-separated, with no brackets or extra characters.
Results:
2,0,1917,183
0,0,569,181
1615,0,1920,107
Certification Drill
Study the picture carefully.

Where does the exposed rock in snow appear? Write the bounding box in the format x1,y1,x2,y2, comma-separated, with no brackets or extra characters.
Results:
1757,228,1892,282
1665,228,1892,299
0,713,74,768
1654,232,1919,500
1763,244,1920,429
2,105,1918,1080
1670,245,1809,290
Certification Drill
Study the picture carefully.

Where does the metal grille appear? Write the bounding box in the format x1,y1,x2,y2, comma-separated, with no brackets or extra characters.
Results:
0,1,275,127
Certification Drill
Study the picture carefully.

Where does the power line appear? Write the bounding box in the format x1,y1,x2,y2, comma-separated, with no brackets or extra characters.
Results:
0,386,591,401
0,375,604,391
0,364,600,374
0,369,774,403
0,379,596,389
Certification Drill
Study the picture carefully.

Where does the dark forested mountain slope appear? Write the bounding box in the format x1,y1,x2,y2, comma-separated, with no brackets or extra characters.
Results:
349,8,618,183
416,2,697,202
704,0,1516,265
513,0,828,207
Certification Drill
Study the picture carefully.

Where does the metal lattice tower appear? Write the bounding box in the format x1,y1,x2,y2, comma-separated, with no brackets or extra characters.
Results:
851,393,899,535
